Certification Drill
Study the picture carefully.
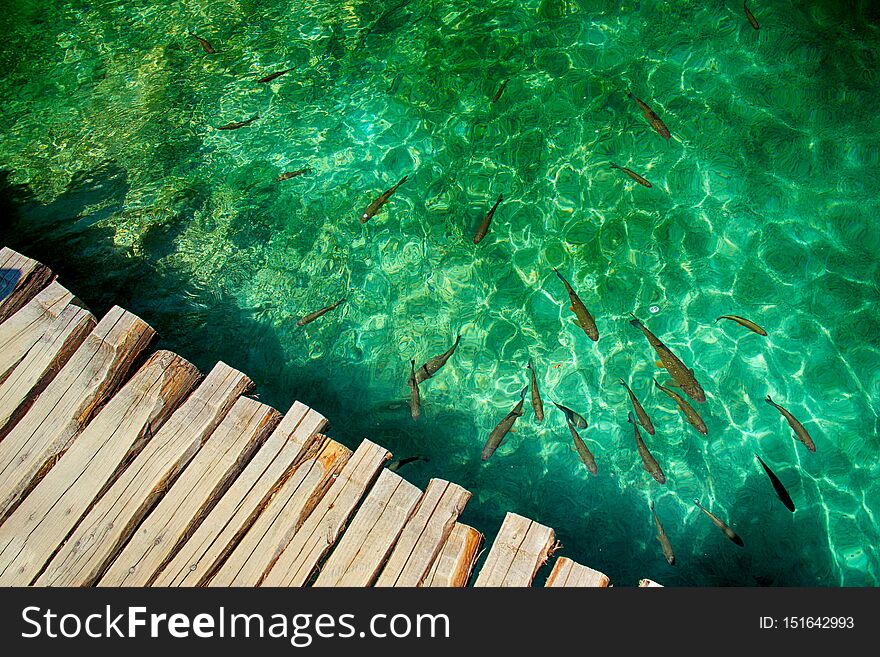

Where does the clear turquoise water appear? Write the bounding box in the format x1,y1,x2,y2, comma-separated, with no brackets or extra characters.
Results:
1,0,879,586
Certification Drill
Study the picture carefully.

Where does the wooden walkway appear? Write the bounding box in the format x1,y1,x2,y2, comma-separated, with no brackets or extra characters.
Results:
0,247,662,587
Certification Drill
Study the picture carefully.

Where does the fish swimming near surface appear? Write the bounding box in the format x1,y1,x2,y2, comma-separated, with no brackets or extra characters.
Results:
567,420,597,475
628,412,665,485
627,92,671,140
630,314,706,403
359,175,408,223
553,268,599,341
552,401,587,429
527,359,544,422
473,193,503,244
276,168,312,182
217,114,260,130
295,298,346,326
715,314,767,336
414,334,462,384
491,78,510,103
764,395,816,452
693,499,744,547
388,455,430,472
387,71,403,94
257,68,294,84
481,386,527,461
755,455,795,512
189,32,216,54
744,1,760,30
653,378,708,435
610,163,652,188
408,359,421,421
650,500,675,565
619,378,655,435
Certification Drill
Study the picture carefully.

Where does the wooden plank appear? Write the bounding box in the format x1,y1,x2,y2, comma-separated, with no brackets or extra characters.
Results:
376,479,471,587
313,468,421,587
0,306,155,520
0,351,199,586
639,578,663,587
0,302,96,434
34,362,252,587
422,523,483,588
153,402,328,586
473,512,556,587
209,434,351,587
98,396,280,586
259,439,391,587
545,557,610,587
0,248,54,323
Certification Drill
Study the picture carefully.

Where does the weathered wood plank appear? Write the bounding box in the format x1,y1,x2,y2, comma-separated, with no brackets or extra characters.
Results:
209,434,351,587
0,248,54,323
0,306,155,520
0,351,199,585
422,523,483,588
153,402,327,587
259,439,391,587
545,557,610,588
313,469,421,587
376,479,471,587
473,512,556,587
34,362,252,587
98,396,280,586
639,578,663,587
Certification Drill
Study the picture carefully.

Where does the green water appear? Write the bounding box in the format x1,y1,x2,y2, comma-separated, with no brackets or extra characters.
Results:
1,0,879,586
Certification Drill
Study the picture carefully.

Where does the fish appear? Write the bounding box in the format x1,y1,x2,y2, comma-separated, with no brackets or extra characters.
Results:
628,412,665,485
715,314,767,336
408,359,420,421
414,334,462,384
473,193,503,244
744,1,760,30
764,395,816,452
627,92,671,140
491,78,510,103
388,455,430,472
552,401,587,429
693,499,744,547
619,378,655,435
527,359,544,422
189,32,216,54
755,455,795,512
567,420,598,475
257,68,294,84
481,386,527,461
276,168,312,182
653,378,708,435
630,314,706,403
553,269,599,341
650,501,675,565
295,298,346,326
217,114,260,130
610,163,652,188
387,71,403,94
359,175,408,224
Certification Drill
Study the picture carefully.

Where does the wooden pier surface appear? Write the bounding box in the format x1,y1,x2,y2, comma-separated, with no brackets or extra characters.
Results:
0,247,661,588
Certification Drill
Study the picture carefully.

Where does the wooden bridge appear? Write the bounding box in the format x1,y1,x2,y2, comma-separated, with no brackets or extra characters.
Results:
0,247,662,588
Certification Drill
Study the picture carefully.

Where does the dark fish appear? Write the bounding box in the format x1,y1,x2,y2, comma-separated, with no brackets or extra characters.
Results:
276,167,312,182
765,395,816,452
473,193,503,244
715,314,767,336
408,359,420,422
217,114,260,130
189,32,216,54
744,1,760,30
552,401,587,429
387,72,403,94
567,419,597,475
650,501,675,565
610,163,652,188
359,175,408,224
257,68,294,84
553,268,599,341
388,455,430,472
755,455,795,512
619,378,655,435
653,378,708,435
693,499,744,547
628,412,665,485
414,334,461,384
527,359,544,422
491,78,510,103
295,298,346,326
628,92,671,140
630,314,706,403
481,386,527,461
